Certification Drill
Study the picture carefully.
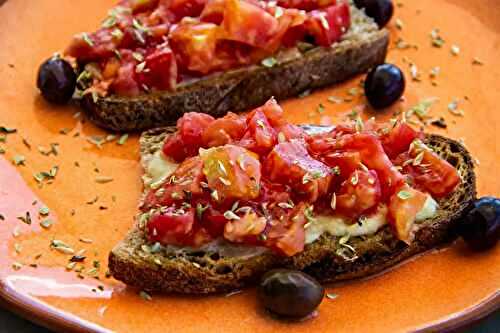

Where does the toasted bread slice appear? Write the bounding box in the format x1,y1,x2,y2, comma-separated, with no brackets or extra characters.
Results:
108,126,476,294
79,6,389,132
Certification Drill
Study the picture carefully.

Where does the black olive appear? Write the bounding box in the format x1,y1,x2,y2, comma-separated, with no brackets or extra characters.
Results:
258,269,324,318
37,56,76,104
458,197,500,251
364,63,405,109
354,0,394,28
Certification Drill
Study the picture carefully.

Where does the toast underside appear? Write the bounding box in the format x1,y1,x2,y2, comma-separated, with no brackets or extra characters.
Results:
108,127,476,294
80,6,389,131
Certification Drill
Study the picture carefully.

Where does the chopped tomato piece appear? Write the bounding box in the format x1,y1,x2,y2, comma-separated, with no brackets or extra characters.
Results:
388,186,428,243
167,0,209,22
136,43,178,91
222,0,280,49
264,140,333,202
66,29,117,62
277,0,336,11
379,122,423,159
322,151,361,181
239,110,277,155
267,203,307,256
395,140,460,197
224,211,267,243
200,145,261,201
162,112,215,161
170,22,221,74
305,2,350,47
147,207,195,245
201,112,247,147
200,0,225,24
334,169,381,220
111,60,141,96
322,133,405,198
143,156,205,209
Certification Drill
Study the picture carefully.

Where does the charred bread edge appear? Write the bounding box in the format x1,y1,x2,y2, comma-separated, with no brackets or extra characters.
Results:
108,127,476,294
78,6,389,132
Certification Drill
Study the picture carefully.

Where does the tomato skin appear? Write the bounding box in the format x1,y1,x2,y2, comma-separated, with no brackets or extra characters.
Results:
380,122,423,159
335,170,381,219
277,0,336,11
147,207,195,245
322,151,361,181
222,0,280,49
305,2,350,47
162,112,215,161
266,203,307,256
322,133,405,198
394,142,460,198
388,186,427,243
224,212,267,243
136,43,178,91
239,110,278,155
143,156,205,209
201,112,247,147
201,145,262,201
264,140,333,202
167,0,209,22
111,60,141,96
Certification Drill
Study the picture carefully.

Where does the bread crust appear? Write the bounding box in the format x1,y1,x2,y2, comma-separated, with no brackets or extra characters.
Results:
78,6,389,132
108,127,476,294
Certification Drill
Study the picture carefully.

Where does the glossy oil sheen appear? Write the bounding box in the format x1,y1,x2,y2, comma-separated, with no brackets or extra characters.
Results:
0,0,499,332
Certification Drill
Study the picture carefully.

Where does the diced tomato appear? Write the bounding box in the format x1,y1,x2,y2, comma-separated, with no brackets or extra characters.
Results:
258,180,292,205
388,185,428,243
200,0,225,24
224,211,267,243
323,133,405,198
162,112,215,161
379,122,423,159
266,203,307,256
222,0,280,49
199,204,227,237
147,207,195,245
170,22,221,74
167,0,209,22
66,29,117,62
120,0,160,13
136,43,178,91
111,60,141,96
201,112,247,147
305,2,350,47
143,156,205,209
201,145,261,201
264,140,333,202
277,0,336,11
239,110,277,155
334,170,381,219
395,141,460,197
322,151,361,181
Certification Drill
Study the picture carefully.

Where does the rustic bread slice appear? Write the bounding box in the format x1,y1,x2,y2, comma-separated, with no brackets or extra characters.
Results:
108,126,476,294
79,6,389,132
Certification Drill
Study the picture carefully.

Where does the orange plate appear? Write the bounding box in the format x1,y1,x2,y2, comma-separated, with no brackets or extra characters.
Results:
0,0,499,332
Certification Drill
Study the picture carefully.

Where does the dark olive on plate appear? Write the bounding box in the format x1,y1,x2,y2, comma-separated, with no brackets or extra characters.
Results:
364,63,405,109
258,269,324,318
458,197,500,251
354,0,394,28
37,56,76,104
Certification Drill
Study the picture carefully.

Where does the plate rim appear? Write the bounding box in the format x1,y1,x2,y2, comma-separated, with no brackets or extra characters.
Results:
1,278,498,333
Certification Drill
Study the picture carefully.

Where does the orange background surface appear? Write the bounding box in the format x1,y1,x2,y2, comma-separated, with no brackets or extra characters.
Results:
0,0,498,332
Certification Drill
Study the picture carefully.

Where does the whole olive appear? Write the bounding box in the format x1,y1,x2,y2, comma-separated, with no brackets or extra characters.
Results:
354,0,394,28
364,63,405,109
258,269,325,318
37,56,76,104
458,197,500,251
